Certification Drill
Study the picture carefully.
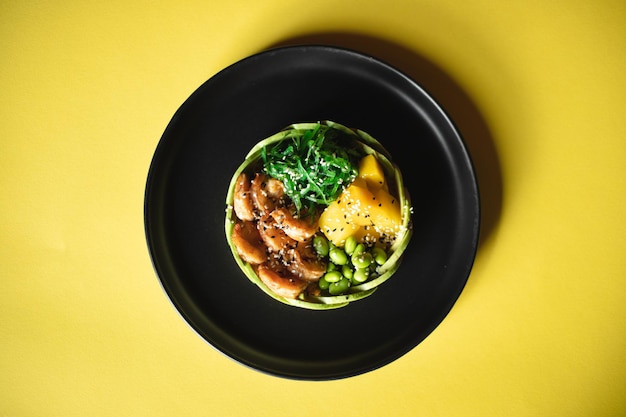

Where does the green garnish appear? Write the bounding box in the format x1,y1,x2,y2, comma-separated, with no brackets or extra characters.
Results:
261,124,359,213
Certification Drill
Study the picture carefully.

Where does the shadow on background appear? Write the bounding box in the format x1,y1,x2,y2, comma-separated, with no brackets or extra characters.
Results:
266,33,502,251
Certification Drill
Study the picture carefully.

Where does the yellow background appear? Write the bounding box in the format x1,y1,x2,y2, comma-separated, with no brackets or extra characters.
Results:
2,1,625,416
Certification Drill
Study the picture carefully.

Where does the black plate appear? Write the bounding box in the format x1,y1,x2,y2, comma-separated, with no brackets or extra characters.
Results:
144,45,480,380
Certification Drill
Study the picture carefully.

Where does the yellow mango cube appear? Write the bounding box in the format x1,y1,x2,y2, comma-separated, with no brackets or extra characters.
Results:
368,186,402,233
318,197,359,245
318,154,402,247
341,183,377,227
358,154,387,191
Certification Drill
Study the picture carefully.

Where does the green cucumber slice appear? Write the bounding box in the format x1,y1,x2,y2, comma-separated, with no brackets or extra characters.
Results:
305,287,377,305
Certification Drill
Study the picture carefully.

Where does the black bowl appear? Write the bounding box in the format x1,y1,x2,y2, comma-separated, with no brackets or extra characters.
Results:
144,45,480,380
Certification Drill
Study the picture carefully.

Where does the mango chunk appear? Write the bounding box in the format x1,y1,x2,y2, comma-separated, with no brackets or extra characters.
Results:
341,183,376,227
342,183,401,232
318,155,402,247
368,186,402,233
358,154,387,191
318,198,359,245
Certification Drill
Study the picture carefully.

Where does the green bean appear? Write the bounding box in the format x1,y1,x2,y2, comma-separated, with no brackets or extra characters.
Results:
326,262,336,272
329,248,348,265
323,270,343,283
313,235,329,257
344,236,358,255
372,246,388,265
328,277,351,295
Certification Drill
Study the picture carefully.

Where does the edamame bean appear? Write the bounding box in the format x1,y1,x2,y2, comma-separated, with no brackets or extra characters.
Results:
318,275,330,290
329,248,348,265
352,252,372,269
353,243,366,257
328,277,351,295
313,235,329,257
342,264,353,279
372,246,388,265
352,268,369,283
344,236,358,255
323,270,343,283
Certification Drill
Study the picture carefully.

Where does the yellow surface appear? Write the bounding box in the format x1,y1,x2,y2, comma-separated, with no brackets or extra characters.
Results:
2,1,625,416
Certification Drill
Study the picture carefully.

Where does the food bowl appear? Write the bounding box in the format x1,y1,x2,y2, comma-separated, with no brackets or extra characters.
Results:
225,121,413,309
